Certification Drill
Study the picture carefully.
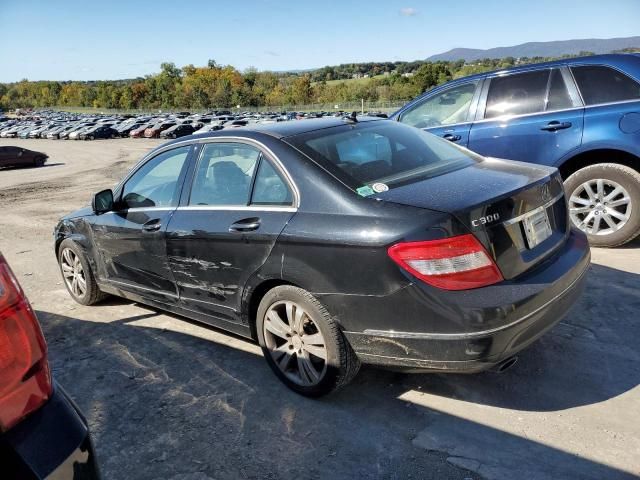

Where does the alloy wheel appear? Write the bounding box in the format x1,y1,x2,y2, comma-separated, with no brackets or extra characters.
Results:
60,248,87,298
263,300,328,386
569,178,632,236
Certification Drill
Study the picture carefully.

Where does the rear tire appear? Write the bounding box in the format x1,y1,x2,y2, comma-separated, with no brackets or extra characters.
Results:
57,239,108,305
564,163,640,247
256,285,360,397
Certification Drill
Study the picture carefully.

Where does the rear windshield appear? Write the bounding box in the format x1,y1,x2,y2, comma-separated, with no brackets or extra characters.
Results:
285,120,480,194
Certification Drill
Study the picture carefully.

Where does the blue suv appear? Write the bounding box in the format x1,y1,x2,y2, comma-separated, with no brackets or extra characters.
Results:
392,54,640,247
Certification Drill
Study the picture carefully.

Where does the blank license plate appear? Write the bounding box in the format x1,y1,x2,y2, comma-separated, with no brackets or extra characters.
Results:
522,208,552,249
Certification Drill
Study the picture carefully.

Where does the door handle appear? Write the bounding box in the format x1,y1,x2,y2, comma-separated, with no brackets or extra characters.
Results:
142,219,162,232
541,121,572,131
443,133,462,142
229,217,261,233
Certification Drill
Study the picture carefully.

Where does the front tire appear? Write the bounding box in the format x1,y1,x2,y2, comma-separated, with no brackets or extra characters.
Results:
565,163,640,247
58,239,107,305
256,286,360,397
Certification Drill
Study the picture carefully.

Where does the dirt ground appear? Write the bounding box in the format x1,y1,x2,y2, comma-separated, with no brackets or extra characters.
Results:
1,138,639,480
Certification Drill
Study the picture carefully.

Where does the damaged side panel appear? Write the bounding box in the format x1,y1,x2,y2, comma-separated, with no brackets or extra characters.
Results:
165,209,295,323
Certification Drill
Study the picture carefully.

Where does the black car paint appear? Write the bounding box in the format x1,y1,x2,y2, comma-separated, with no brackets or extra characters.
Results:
54,117,590,371
1,384,99,480
0,147,48,168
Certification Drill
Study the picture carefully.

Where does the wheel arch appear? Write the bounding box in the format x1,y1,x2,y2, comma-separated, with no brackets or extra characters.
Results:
557,148,640,180
243,278,301,340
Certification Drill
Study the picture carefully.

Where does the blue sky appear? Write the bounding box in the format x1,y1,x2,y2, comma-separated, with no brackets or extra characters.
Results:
0,0,638,82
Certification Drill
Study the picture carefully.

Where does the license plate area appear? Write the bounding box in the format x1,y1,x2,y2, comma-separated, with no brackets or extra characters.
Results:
522,207,552,249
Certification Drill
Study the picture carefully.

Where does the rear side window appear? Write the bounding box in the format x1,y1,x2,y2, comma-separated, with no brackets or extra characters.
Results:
189,143,260,206
251,159,293,206
571,65,640,105
546,69,573,111
485,70,550,118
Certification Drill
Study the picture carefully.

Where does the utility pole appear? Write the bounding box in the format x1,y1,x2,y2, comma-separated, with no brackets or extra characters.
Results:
361,98,364,114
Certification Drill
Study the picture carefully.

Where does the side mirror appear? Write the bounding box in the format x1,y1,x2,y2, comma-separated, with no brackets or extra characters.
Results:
92,189,114,214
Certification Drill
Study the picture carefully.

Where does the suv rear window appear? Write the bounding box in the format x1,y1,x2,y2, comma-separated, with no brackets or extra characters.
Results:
286,120,480,193
485,70,550,118
571,65,640,105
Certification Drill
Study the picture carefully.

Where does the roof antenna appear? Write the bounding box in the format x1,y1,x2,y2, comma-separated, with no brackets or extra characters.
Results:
344,111,358,123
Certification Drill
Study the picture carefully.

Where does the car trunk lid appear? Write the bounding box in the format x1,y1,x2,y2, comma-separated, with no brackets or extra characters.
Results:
375,158,568,280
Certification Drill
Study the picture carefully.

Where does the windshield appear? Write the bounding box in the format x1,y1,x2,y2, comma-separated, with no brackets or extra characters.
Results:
285,120,481,194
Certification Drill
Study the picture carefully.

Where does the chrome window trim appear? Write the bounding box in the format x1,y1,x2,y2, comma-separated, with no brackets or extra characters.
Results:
502,192,564,226
581,97,640,110
559,66,584,107
433,97,639,130
103,206,176,215
116,136,301,209
438,105,586,129
176,205,297,213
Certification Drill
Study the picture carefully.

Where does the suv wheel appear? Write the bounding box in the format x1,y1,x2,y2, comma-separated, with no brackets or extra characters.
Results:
58,239,108,305
256,285,360,397
565,163,640,247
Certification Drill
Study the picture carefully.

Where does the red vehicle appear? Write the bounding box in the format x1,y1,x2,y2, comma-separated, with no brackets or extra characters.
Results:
0,253,99,478
144,121,175,138
129,123,151,138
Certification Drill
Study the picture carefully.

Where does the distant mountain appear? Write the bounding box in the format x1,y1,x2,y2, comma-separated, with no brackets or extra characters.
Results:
427,36,640,62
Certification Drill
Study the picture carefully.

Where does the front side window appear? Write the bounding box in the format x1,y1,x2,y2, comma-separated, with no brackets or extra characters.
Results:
400,82,478,128
571,65,640,105
287,121,480,192
121,146,189,209
189,143,260,206
485,70,550,118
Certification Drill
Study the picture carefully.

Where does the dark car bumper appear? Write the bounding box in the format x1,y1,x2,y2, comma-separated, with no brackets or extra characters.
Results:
326,229,590,372
0,383,100,480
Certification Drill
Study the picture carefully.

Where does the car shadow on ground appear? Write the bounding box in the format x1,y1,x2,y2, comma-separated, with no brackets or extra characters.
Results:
0,162,64,171
37,262,640,479
378,262,640,412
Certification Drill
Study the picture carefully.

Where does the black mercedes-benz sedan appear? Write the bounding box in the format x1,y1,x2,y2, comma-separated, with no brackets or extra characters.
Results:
54,116,590,396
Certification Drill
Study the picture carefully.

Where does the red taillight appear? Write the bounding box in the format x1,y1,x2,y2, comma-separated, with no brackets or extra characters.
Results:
0,254,52,431
387,234,504,291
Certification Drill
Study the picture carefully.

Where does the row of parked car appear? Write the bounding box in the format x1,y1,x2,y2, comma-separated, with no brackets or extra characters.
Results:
0,109,373,141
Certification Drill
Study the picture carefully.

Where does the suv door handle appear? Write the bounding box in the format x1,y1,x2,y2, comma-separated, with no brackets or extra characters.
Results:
443,133,462,142
541,121,572,131
229,217,261,233
142,219,162,232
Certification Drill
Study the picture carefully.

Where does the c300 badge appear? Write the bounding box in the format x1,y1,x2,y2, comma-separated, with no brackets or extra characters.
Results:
471,213,500,227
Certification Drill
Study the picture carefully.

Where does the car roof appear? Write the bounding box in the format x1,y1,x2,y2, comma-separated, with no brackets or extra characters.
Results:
234,115,382,138
156,116,383,150
445,53,639,84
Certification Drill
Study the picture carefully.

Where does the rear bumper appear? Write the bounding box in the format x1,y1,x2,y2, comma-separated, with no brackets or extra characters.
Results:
0,383,100,480
334,229,590,371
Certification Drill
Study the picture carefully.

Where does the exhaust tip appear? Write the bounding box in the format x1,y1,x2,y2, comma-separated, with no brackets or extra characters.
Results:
493,356,518,373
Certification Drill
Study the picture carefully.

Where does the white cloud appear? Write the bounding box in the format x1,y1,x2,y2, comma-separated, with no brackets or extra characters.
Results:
400,7,418,16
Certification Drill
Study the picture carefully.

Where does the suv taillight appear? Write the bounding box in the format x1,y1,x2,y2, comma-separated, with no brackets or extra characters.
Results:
387,234,504,291
0,254,52,431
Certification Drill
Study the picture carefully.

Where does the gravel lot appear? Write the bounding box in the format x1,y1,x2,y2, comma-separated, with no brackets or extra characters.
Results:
1,138,639,480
